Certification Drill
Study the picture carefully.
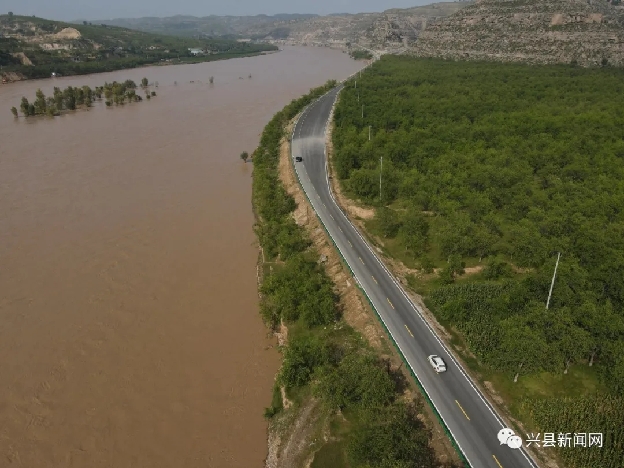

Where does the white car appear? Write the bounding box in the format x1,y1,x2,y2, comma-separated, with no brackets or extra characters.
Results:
428,355,447,373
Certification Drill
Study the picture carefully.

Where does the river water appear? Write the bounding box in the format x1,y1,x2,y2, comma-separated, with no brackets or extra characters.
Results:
0,46,361,468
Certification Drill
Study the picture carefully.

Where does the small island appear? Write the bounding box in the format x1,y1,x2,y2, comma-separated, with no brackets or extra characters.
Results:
12,77,156,117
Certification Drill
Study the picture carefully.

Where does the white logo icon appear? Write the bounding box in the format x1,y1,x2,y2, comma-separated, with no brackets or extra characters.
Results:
497,428,523,449
498,428,515,445
507,435,523,449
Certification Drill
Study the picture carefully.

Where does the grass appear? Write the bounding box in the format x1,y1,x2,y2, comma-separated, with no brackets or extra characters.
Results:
264,381,284,419
433,317,606,427
311,441,349,468
310,411,353,468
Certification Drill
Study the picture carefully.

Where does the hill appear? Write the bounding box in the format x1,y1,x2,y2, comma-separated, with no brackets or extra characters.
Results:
0,14,276,82
96,14,320,38
411,0,624,66
95,3,471,52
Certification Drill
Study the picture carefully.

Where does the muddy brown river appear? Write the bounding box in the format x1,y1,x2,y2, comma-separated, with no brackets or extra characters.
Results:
0,46,361,468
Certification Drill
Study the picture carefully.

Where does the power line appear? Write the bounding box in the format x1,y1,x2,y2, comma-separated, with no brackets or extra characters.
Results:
546,252,561,310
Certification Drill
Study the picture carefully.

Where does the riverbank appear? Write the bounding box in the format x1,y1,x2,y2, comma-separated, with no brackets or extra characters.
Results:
252,83,462,468
0,50,273,84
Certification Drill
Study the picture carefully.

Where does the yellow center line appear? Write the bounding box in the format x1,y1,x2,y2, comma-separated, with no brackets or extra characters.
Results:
404,325,414,337
387,298,394,309
492,454,503,468
455,400,470,421
359,257,364,264
372,276,377,284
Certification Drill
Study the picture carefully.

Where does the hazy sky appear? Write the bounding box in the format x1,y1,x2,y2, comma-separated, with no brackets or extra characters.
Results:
3,0,435,21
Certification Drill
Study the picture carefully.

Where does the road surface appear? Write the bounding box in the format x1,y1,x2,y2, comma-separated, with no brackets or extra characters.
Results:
290,85,540,468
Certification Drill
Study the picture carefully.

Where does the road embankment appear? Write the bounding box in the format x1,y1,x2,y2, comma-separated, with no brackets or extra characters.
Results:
252,82,461,468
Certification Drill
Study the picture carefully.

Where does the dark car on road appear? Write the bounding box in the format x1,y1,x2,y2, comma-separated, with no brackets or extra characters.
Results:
295,156,303,162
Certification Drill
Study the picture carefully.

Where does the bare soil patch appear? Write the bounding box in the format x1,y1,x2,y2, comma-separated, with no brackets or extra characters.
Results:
53,27,82,40
1,71,26,83
12,52,33,66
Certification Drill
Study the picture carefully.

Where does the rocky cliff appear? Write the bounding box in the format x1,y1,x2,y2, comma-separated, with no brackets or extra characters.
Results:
411,0,624,66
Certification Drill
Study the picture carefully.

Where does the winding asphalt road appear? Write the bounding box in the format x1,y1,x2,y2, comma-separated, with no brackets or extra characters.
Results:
290,85,540,468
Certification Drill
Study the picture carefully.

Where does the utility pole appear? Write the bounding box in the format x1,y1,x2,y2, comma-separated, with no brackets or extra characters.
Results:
361,104,364,119
546,252,561,310
355,80,357,89
369,125,371,141
379,156,383,201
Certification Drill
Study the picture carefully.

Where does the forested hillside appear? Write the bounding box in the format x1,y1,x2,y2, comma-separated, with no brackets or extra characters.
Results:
0,14,275,81
333,55,624,468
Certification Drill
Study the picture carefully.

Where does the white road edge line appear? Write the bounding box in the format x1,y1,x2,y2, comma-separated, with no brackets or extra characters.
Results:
290,88,473,468
291,84,539,468
320,86,538,468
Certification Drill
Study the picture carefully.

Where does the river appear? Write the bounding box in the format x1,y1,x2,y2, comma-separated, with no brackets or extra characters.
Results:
0,46,362,468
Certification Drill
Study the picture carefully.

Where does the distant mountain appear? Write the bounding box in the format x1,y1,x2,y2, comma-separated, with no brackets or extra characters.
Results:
93,2,471,51
411,0,624,66
94,14,320,38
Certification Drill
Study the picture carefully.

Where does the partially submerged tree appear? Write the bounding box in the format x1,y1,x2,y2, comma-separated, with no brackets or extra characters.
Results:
20,97,29,116
240,151,249,163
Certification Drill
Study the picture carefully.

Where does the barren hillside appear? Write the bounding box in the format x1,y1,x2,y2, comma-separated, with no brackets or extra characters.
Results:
411,0,624,66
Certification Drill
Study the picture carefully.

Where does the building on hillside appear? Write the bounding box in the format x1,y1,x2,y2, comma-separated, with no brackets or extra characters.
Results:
188,48,203,56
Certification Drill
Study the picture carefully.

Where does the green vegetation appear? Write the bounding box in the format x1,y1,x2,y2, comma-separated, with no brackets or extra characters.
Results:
349,50,373,60
333,55,624,468
0,14,276,80
240,151,249,163
253,81,442,467
14,78,147,117
523,394,623,466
